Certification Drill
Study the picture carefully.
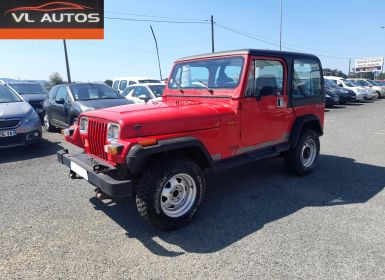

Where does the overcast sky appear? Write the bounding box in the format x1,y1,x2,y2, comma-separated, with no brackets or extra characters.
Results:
1,0,384,82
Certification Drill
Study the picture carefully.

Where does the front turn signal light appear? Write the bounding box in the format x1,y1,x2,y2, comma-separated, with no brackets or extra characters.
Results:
104,143,124,155
138,138,158,147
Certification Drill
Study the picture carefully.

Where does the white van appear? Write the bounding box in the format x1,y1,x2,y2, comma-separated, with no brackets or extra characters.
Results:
112,77,161,93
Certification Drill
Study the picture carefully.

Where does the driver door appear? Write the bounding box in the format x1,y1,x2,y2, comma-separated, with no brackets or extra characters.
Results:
241,57,293,148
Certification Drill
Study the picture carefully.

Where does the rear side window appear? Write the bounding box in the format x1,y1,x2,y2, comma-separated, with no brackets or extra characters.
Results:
112,80,119,90
55,87,68,101
292,59,321,99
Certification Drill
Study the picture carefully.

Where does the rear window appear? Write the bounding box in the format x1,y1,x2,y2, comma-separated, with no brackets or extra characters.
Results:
138,79,161,84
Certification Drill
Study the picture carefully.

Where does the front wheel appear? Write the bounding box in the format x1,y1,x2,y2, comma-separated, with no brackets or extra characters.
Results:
43,112,55,132
136,157,206,230
284,129,320,176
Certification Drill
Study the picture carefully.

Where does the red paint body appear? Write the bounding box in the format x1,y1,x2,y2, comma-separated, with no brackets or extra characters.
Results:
65,52,324,166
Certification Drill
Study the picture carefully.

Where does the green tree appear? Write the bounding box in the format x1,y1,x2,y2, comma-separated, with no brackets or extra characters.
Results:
49,72,64,86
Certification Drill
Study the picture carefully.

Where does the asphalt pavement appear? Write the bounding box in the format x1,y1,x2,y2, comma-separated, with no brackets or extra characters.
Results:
1,100,385,279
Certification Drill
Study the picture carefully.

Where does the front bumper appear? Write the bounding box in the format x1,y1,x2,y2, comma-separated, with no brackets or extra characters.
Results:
0,118,42,148
57,149,134,198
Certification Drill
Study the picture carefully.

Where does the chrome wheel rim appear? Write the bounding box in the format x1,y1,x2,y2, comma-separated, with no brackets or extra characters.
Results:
44,114,50,130
300,138,317,168
160,173,197,218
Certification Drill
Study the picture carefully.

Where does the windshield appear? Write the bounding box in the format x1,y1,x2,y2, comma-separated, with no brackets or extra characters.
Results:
325,79,338,88
9,83,47,95
342,80,356,87
138,79,161,84
354,80,369,87
0,86,22,103
370,80,381,86
169,56,244,90
69,84,123,101
148,85,166,97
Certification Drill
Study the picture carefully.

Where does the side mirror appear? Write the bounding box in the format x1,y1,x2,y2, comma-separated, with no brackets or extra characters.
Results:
138,95,148,101
55,98,65,104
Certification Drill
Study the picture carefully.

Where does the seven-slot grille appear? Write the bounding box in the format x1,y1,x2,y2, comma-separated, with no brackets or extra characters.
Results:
87,119,109,161
0,118,21,129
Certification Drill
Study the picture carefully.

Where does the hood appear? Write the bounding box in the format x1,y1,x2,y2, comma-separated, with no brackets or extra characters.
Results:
0,101,33,118
325,89,338,98
84,101,230,138
21,93,47,103
77,98,133,111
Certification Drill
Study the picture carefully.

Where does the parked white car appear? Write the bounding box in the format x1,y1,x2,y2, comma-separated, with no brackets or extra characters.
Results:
324,76,365,101
347,80,377,100
121,83,166,103
348,79,385,98
112,77,161,93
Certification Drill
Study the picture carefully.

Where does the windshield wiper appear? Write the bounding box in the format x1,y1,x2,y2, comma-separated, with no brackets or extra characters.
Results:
172,79,184,93
197,80,213,94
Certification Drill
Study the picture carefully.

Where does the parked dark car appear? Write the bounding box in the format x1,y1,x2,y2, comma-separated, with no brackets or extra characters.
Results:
325,88,339,108
43,83,134,132
324,79,356,104
8,81,48,116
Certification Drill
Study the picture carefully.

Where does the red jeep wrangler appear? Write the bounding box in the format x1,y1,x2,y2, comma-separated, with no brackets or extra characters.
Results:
58,49,325,229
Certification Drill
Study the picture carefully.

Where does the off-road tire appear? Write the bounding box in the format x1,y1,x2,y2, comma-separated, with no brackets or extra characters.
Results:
136,156,206,230
284,128,320,176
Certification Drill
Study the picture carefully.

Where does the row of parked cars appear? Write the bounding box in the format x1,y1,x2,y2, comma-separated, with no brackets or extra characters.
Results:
0,77,166,148
324,76,385,107
0,74,383,148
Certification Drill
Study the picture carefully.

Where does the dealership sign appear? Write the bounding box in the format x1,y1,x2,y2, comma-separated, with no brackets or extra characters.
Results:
0,1,104,39
354,57,384,73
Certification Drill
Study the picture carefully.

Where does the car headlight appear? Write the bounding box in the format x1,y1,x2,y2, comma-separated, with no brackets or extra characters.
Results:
79,117,88,134
107,123,120,143
24,109,39,123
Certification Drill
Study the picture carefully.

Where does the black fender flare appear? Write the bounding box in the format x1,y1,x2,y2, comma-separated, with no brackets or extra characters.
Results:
125,136,215,174
289,115,323,148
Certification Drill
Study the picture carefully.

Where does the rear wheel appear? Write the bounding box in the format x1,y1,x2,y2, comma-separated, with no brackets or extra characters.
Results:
136,156,206,230
284,129,320,176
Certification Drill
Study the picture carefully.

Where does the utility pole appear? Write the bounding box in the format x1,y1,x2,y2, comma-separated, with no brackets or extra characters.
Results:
211,15,215,53
63,40,72,83
279,0,283,51
150,25,163,80
348,58,351,76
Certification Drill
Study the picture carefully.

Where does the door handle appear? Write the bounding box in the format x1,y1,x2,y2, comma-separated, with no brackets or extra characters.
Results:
277,97,285,107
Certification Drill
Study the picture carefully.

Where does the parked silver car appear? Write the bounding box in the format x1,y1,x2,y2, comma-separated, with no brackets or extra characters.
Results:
0,83,42,148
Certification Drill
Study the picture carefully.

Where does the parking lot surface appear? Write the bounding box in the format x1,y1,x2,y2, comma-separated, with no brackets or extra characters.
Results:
1,100,385,279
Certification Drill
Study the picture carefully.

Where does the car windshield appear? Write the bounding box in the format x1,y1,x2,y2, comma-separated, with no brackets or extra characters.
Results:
9,83,47,95
355,80,369,86
342,80,356,87
0,86,22,103
138,79,161,84
169,56,244,90
371,80,381,86
70,84,123,101
148,85,166,97
325,79,338,88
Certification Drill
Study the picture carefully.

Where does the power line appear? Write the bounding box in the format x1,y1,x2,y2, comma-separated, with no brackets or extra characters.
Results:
105,10,206,22
104,16,208,24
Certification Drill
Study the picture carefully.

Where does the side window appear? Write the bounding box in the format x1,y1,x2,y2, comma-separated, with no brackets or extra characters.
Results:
245,59,284,97
292,59,321,99
112,80,119,90
133,87,150,98
119,80,127,91
129,81,137,85
48,86,58,99
55,87,68,102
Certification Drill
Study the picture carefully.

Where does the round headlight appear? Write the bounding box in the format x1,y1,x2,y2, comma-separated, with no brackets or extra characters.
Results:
79,117,88,134
107,123,120,142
